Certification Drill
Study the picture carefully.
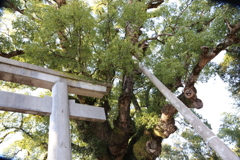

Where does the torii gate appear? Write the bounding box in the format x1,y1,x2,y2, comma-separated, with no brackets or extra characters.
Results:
0,57,110,160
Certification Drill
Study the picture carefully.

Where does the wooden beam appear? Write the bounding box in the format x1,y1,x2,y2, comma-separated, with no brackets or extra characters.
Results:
0,91,106,122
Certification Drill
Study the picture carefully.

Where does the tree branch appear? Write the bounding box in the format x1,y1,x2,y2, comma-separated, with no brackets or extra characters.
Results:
147,0,164,9
5,0,24,14
53,0,66,8
0,50,25,58
172,0,193,30
186,19,240,87
147,33,173,41
132,94,141,112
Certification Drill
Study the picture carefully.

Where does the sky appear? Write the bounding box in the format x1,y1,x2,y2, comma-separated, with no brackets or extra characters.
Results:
195,74,234,134
195,51,234,134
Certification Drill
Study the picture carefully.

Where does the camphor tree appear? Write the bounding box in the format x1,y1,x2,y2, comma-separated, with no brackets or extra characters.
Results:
0,0,240,159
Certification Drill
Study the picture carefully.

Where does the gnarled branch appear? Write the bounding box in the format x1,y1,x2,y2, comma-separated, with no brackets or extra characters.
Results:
186,19,240,87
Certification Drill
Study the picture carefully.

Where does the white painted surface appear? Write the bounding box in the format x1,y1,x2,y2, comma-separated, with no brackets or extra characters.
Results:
48,82,72,160
0,90,106,122
0,90,52,115
0,57,109,98
69,100,106,122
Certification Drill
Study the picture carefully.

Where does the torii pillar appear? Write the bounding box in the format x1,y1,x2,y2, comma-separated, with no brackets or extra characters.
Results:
48,81,71,160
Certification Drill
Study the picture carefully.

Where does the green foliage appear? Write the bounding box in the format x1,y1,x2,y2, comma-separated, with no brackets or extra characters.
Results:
117,0,148,28
0,112,49,159
0,81,37,92
135,111,159,129
160,143,189,160
218,49,240,106
70,120,108,158
218,107,240,156
11,0,96,72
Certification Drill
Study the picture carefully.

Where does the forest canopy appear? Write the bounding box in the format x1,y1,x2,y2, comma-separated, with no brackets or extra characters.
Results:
0,0,239,159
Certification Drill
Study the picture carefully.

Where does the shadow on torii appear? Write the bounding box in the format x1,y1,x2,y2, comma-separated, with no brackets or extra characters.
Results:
0,57,111,160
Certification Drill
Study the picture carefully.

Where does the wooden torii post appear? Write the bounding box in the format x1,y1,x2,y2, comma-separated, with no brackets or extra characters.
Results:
0,57,110,160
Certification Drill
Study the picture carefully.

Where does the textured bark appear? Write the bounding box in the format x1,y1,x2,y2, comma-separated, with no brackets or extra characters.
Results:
108,74,134,160
54,0,66,8
155,104,178,138
145,137,162,159
147,0,164,9
123,1,170,158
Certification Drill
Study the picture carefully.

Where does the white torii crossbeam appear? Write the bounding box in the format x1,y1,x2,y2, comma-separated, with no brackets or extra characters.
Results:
0,57,110,160
0,90,106,122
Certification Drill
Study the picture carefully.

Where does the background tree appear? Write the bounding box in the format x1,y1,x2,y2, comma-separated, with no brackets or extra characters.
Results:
218,50,240,107
218,106,240,157
0,0,240,159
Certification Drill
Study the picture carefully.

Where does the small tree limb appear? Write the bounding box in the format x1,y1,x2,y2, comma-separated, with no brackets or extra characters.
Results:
5,0,24,14
0,50,24,58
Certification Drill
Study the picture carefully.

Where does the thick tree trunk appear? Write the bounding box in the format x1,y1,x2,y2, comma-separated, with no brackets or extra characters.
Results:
108,74,134,160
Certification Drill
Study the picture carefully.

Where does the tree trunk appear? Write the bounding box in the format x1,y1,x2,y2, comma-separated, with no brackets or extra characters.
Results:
108,74,134,160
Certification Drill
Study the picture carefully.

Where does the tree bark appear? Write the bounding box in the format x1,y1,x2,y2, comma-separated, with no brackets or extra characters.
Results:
54,0,66,8
108,74,134,160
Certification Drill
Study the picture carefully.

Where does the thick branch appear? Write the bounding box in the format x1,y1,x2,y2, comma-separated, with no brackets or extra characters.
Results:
186,20,240,87
132,94,141,112
53,0,66,8
147,0,164,9
0,50,24,58
5,0,24,14
150,19,240,141
154,104,177,138
116,75,133,129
